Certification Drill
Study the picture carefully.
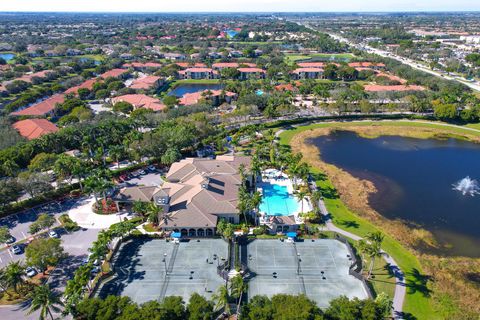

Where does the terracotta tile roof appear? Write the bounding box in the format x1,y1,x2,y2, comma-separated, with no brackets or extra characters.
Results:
274,83,298,92
130,75,162,90
212,62,239,69
348,62,386,68
178,90,237,106
13,118,59,140
11,94,65,116
175,62,207,69
292,67,324,73
65,78,97,94
297,62,325,68
99,68,128,79
238,67,265,73
16,70,52,83
364,84,425,92
111,94,166,111
376,72,407,84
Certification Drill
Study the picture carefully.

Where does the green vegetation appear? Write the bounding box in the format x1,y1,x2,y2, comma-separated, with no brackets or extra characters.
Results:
284,53,355,65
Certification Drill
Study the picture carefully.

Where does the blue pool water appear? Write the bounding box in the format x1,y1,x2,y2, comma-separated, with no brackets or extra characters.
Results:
260,183,298,216
0,53,15,62
255,89,264,96
226,30,238,38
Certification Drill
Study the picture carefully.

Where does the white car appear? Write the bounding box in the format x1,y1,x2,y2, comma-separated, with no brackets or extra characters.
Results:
48,230,59,238
25,267,37,277
11,245,22,254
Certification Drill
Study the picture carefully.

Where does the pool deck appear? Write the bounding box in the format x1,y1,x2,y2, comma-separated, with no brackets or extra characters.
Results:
258,169,311,224
246,239,369,308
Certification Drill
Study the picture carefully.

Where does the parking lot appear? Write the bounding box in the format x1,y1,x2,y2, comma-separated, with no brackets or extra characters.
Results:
98,238,228,304
247,239,369,308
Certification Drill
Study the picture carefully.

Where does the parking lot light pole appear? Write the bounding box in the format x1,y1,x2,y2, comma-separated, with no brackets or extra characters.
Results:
162,253,167,275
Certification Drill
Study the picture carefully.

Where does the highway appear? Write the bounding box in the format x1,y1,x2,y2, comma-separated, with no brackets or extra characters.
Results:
301,23,480,92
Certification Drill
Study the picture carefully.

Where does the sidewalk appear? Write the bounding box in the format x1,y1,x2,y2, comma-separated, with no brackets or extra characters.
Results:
68,196,133,229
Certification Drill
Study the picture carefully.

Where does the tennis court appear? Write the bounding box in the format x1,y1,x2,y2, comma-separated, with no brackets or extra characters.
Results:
246,239,369,308
98,237,228,304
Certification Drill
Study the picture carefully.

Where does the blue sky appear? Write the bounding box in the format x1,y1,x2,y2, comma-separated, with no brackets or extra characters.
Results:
0,0,478,12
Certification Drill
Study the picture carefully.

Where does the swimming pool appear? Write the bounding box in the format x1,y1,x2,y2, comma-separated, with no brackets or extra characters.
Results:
259,183,299,216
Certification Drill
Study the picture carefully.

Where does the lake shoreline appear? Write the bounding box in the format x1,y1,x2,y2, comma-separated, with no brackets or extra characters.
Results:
285,122,480,318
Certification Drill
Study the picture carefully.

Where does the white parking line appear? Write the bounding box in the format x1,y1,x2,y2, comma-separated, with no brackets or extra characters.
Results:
22,231,27,239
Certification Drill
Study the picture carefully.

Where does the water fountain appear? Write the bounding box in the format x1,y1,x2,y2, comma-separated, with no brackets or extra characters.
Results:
452,176,480,196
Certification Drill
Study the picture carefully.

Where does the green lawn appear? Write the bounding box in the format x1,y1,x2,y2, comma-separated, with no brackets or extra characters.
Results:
276,119,480,320
284,53,355,65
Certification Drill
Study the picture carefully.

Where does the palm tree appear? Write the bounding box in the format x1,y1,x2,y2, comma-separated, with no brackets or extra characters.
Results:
295,190,308,214
5,261,24,293
27,284,63,320
109,145,124,169
364,232,385,279
147,203,162,225
212,285,230,314
229,275,247,311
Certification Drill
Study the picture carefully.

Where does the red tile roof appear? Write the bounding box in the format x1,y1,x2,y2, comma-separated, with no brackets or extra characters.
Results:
364,84,425,92
292,67,324,73
100,69,128,79
238,68,265,73
297,62,325,68
13,119,59,140
212,62,239,69
175,62,207,69
130,76,162,90
348,62,385,68
16,70,52,83
65,78,97,94
274,83,298,92
11,94,65,116
111,94,166,111
179,90,237,106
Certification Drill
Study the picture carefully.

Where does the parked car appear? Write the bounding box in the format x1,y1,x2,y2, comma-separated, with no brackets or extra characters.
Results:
5,236,15,244
138,169,146,175
11,245,22,254
119,174,128,182
147,165,156,172
48,230,59,238
25,267,37,277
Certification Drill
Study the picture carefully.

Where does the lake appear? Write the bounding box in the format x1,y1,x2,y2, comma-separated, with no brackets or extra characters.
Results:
310,130,480,257
168,83,224,97
0,53,15,62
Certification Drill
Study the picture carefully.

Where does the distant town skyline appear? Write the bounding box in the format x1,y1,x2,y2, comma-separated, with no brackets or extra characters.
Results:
0,0,479,13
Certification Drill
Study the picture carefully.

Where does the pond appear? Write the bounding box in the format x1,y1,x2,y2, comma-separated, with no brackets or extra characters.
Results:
310,130,480,257
168,83,224,97
0,53,15,62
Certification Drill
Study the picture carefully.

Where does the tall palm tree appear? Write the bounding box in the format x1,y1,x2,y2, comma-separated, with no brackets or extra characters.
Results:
27,284,63,320
5,261,24,293
147,203,162,225
364,232,385,279
295,190,308,214
109,145,124,169
212,285,230,314
229,275,247,307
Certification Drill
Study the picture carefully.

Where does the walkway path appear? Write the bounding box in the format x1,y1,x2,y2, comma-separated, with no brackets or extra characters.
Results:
312,182,406,319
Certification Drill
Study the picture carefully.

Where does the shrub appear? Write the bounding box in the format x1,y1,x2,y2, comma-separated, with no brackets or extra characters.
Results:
59,214,80,232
